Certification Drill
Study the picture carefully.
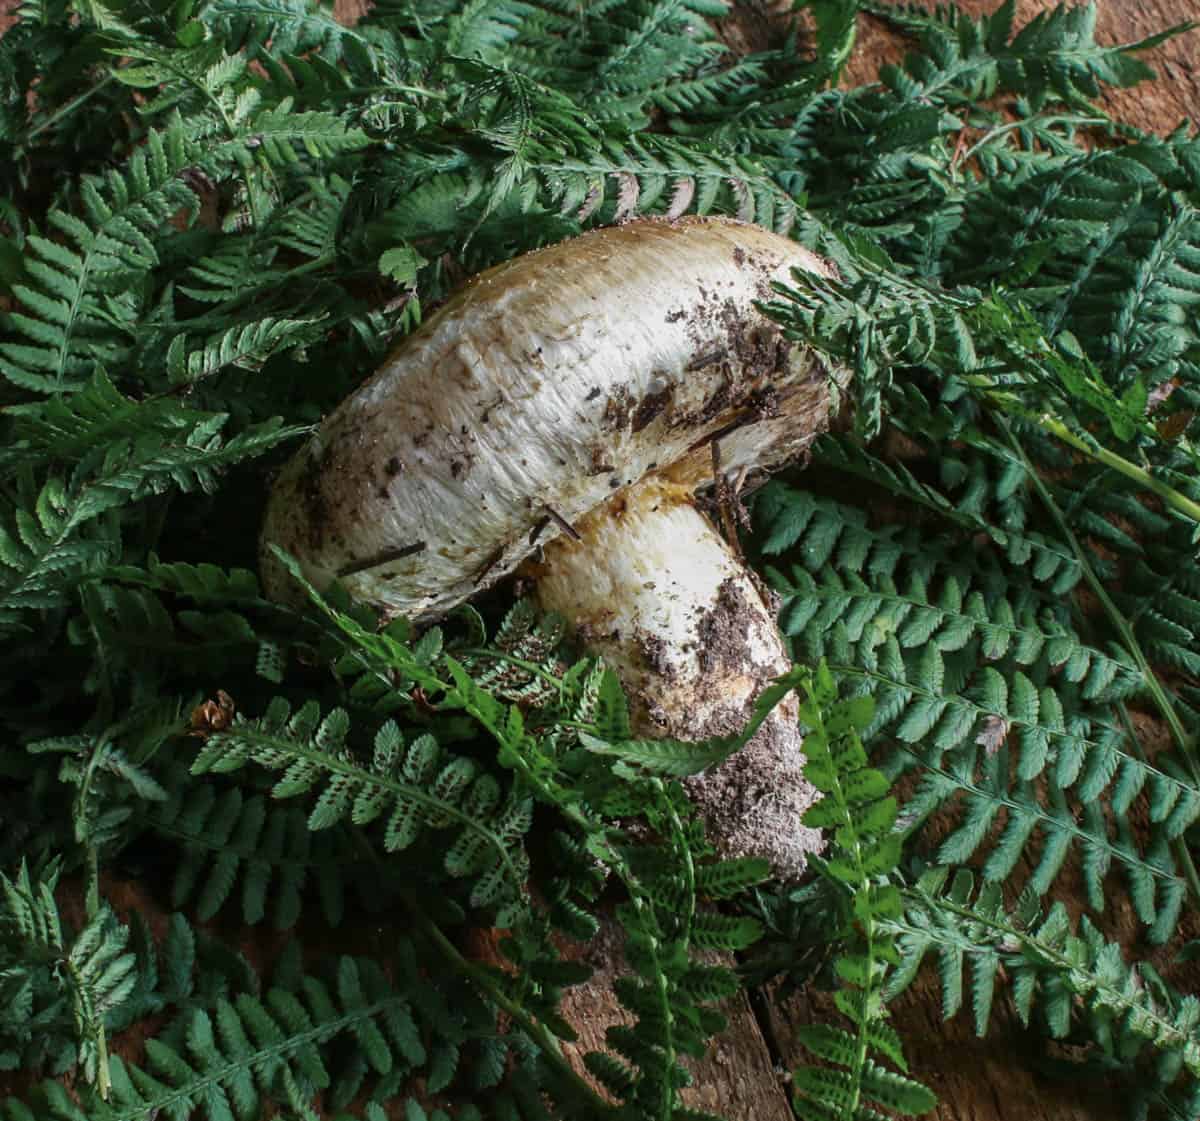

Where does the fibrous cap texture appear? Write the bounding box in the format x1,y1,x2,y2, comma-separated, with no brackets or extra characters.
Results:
260,217,834,620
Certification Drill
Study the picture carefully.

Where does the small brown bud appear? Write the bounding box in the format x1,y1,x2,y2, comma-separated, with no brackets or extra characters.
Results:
190,690,236,738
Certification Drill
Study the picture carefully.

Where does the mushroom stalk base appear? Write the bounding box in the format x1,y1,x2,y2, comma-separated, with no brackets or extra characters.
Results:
534,477,823,879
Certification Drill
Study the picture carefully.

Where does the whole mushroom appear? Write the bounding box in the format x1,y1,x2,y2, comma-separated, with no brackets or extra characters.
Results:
261,216,844,877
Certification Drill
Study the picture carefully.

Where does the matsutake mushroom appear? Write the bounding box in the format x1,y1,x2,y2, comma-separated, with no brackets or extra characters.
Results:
260,216,845,877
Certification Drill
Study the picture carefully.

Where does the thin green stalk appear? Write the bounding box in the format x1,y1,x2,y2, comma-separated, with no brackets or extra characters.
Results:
74,743,106,922
1036,410,1200,526
967,377,1200,527
64,958,112,1101
325,83,450,101
74,742,114,1098
27,76,116,141
203,251,337,321
84,849,100,923
997,418,1200,916
93,1006,111,1101
998,417,1199,772
647,784,694,1120
408,898,613,1116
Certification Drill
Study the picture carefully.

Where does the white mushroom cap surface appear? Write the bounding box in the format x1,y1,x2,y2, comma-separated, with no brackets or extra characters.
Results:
260,217,834,619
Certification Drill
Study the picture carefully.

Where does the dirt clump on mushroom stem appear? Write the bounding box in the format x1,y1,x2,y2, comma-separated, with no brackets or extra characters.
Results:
533,477,822,878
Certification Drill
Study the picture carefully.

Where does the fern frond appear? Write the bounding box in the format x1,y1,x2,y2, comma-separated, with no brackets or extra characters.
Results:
106,554,263,605
12,954,430,1121
835,635,1190,935
2,371,221,470
755,482,1191,936
193,699,533,920
0,477,116,633
906,746,1189,940
763,497,1133,691
581,0,728,99
175,235,297,305
866,0,1183,110
165,316,328,387
0,123,197,393
443,0,539,61
0,863,137,1093
535,134,798,230
72,414,307,511
754,480,1080,597
142,768,372,929
792,663,935,1121
202,0,371,64
888,867,1200,1086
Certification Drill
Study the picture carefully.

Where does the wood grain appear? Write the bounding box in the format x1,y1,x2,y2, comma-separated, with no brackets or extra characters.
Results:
334,0,372,24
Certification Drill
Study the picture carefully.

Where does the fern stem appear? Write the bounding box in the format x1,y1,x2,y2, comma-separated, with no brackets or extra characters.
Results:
63,954,112,1101
402,893,613,1116
94,1012,111,1101
327,83,449,101
997,417,1199,774
76,743,107,922
650,782,691,1120
972,381,1200,526
996,419,1200,916
1038,412,1200,526
840,765,875,1119
84,850,100,922
27,76,117,141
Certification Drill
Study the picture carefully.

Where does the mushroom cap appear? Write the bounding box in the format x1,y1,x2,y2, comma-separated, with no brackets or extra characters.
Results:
260,216,835,620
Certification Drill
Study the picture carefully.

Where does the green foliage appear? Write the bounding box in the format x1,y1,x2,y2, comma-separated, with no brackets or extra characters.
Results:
193,696,535,921
9,937,491,1121
141,763,374,929
888,867,1200,1115
2,133,189,392
272,563,779,1118
743,0,1200,1112
582,781,772,1119
866,0,1192,107
2,0,1199,1117
756,484,1195,938
0,862,136,1092
791,664,934,1121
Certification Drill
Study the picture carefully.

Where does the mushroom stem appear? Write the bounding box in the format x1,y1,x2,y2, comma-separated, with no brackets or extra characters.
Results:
534,475,822,879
